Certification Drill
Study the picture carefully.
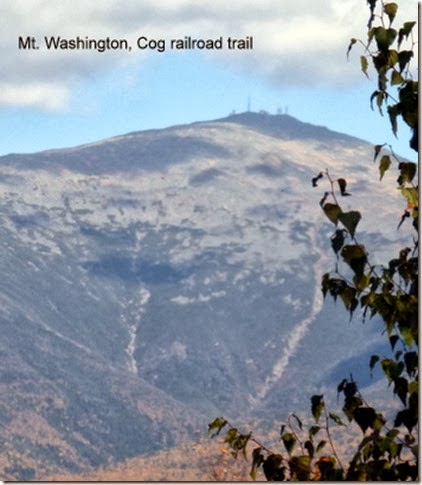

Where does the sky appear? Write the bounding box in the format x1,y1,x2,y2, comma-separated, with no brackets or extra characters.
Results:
0,0,418,160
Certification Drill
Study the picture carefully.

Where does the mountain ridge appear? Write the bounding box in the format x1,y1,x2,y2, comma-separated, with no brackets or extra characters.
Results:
2,111,361,159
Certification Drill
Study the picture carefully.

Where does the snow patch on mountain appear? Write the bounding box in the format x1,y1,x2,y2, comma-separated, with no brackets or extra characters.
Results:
125,287,151,375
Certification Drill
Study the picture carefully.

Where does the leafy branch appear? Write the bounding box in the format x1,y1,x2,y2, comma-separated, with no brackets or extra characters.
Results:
209,0,417,480
209,402,350,481
348,1,418,150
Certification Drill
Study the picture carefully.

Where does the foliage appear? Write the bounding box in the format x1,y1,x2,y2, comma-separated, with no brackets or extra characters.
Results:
348,0,418,151
210,0,418,480
45,437,252,481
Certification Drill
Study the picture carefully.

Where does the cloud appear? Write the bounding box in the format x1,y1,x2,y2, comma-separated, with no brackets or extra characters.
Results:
1,0,418,110
0,83,69,111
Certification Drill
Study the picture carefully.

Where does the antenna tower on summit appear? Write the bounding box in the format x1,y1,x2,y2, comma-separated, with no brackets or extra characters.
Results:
247,96,251,112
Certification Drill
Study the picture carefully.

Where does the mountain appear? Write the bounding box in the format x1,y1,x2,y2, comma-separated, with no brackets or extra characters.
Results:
0,112,410,480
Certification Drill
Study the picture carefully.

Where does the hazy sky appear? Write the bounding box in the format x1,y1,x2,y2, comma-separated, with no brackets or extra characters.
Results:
0,0,418,159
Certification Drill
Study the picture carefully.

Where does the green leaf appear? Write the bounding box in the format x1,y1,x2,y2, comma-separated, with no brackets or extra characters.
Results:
379,155,391,180
377,91,386,113
381,358,404,383
304,440,314,458
398,21,416,48
329,413,345,426
395,349,403,360
398,50,414,73
369,354,380,376
399,319,418,347
400,187,418,207
338,211,361,237
397,210,410,230
393,376,408,405
321,273,330,298
408,380,418,395
250,447,265,481
398,80,418,128
339,285,357,313
404,352,418,377
367,25,376,44
387,104,400,137
312,171,324,187
373,413,386,432
316,456,339,480
347,38,357,58
263,454,285,481
322,203,342,225
227,430,251,459
394,408,417,432
337,178,351,196
353,272,370,292
388,48,399,66
325,277,348,303
224,427,239,444
311,395,324,422
397,162,417,184
342,395,363,421
370,90,379,112
282,432,296,455
353,406,377,433
341,244,367,276
309,425,320,441
289,455,311,481
330,229,346,255
208,417,227,437
222,428,251,459
373,26,397,52
386,428,400,439
391,70,403,85
360,55,369,77
373,144,384,161
337,378,350,395
291,413,303,431
383,3,398,25
343,380,357,397
389,334,399,350
316,440,327,453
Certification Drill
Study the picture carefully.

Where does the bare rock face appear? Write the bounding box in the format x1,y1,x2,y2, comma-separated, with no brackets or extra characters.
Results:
0,113,407,479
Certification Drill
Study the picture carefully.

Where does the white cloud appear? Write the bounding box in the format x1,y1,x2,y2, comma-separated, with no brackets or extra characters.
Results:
0,82,70,111
1,0,418,110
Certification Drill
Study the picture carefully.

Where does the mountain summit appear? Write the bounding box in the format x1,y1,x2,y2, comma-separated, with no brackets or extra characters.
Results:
0,113,407,479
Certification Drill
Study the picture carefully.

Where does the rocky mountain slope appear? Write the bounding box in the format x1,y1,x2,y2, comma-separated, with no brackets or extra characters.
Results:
0,112,410,480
